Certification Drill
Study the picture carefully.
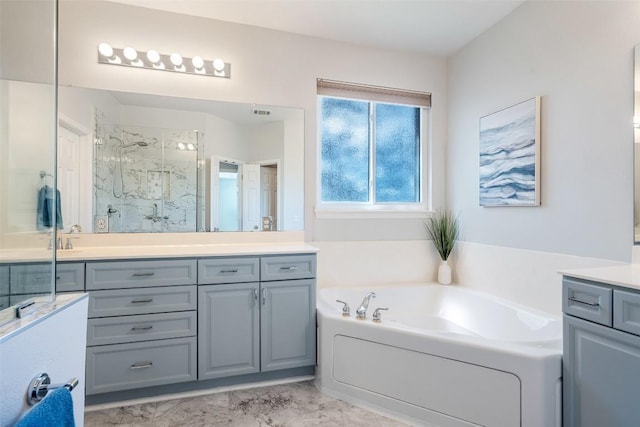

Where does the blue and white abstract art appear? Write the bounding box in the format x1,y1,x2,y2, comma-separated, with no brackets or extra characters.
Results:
479,97,541,206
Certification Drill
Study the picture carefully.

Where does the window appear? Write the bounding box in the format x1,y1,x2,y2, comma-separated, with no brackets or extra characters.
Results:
317,79,430,216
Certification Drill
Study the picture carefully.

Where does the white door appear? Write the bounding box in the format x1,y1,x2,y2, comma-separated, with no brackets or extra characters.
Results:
209,157,221,231
242,164,261,231
57,126,83,231
260,166,277,229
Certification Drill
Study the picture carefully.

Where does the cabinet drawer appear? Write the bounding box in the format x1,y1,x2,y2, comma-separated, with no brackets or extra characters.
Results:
56,263,85,292
198,257,259,284
563,277,612,326
10,263,51,295
86,259,196,290
87,311,197,346
261,254,316,281
88,286,197,318
614,290,640,336
86,337,197,395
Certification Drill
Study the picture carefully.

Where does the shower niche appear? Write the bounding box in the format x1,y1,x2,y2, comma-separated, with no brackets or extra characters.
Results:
94,110,203,233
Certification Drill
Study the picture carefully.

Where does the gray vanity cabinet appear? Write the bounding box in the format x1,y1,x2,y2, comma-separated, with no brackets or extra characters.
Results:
563,276,640,426
85,259,198,395
0,262,85,309
0,265,9,310
198,254,316,380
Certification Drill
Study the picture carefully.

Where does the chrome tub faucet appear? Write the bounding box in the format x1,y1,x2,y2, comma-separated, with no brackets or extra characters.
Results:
356,292,376,320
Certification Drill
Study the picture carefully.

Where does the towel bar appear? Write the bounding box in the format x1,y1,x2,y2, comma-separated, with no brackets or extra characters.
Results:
27,373,79,405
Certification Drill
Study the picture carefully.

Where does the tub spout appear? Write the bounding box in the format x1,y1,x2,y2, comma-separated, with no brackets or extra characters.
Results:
356,292,376,320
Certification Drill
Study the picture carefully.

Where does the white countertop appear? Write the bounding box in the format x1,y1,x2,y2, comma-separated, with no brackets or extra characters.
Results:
1,242,318,263
561,264,640,291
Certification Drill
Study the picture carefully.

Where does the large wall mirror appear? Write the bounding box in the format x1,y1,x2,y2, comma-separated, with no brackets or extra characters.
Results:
1,0,57,321
58,86,304,234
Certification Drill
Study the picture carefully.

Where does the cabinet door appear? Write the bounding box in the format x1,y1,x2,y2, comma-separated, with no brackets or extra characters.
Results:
261,279,316,371
198,283,260,380
563,315,640,427
56,262,85,292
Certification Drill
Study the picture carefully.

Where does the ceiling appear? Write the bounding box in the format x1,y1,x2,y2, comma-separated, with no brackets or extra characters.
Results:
108,0,525,56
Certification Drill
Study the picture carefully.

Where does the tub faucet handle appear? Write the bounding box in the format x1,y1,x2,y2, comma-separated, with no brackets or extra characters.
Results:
372,307,389,323
336,300,351,317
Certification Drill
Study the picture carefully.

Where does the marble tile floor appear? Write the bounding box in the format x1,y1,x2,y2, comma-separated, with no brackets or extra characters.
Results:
84,380,409,427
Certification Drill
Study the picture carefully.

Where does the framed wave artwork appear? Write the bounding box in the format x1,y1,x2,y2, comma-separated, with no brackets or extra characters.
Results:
479,96,541,207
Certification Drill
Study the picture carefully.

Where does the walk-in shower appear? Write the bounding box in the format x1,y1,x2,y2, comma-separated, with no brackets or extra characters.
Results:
113,141,149,198
94,112,203,233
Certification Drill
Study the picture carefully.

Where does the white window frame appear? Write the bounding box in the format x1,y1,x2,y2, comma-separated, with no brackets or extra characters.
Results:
315,79,431,219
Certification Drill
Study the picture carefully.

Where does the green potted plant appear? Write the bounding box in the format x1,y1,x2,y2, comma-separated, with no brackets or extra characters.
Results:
425,209,459,284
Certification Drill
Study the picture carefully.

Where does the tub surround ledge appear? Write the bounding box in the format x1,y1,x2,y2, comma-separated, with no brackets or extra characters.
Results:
0,293,88,341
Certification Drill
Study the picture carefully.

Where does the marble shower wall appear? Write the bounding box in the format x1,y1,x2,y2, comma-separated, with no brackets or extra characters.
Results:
94,109,199,233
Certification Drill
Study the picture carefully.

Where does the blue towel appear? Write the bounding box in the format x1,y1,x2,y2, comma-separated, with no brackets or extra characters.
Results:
15,388,75,427
36,185,63,230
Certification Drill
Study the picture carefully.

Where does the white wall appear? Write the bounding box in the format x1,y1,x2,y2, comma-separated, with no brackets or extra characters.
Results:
58,0,448,243
56,1,640,315
444,1,640,312
4,81,56,233
448,1,638,262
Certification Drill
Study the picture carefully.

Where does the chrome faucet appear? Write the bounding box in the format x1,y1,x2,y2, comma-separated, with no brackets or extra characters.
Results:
68,224,82,234
145,203,169,222
64,224,82,249
356,292,376,320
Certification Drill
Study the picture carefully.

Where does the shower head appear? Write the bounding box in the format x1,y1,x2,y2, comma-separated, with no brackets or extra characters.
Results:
121,141,149,148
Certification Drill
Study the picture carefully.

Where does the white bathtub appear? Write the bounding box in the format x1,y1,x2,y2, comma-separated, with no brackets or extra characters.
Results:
316,284,562,427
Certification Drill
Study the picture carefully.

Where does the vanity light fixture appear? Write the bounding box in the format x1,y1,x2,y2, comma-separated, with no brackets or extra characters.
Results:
97,43,231,78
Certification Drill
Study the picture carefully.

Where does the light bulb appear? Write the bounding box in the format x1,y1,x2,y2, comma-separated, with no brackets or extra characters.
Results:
98,42,113,58
146,49,160,63
192,56,204,69
123,47,138,61
178,142,185,150
213,58,225,72
170,53,183,67
187,143,195,151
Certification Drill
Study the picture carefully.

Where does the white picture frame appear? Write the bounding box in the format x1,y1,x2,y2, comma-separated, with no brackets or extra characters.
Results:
479,96,541,207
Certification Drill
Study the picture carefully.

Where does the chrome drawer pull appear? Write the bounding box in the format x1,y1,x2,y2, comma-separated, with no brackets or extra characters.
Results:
253,288,259,301
568,296,600,307
132,272,155,277
131,325,153,331
220,269,239,273
130,362,153,370
131,298,153,304
280,266,297,271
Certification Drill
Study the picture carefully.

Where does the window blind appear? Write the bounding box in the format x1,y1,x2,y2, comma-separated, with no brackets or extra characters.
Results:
317,78,431,108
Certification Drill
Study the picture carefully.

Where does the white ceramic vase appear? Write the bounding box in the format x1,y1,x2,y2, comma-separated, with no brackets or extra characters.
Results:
438,259,452,285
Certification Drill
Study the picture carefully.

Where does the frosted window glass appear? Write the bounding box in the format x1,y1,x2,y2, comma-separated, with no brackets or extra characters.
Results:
375,103,420,202
320,98,370,202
